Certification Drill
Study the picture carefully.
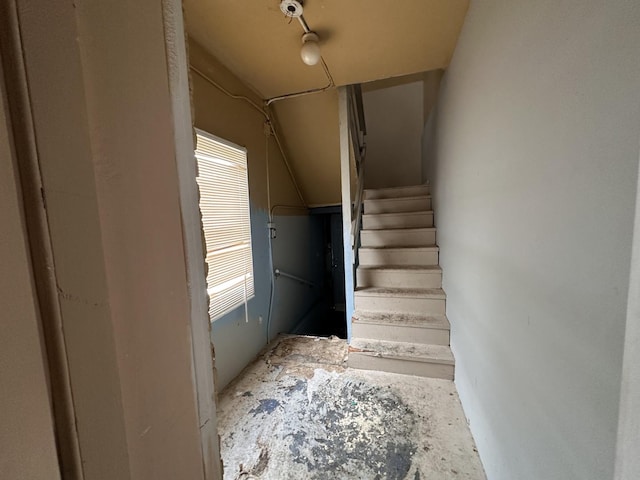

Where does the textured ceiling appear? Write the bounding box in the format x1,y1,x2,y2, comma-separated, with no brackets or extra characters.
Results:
184,0,469,99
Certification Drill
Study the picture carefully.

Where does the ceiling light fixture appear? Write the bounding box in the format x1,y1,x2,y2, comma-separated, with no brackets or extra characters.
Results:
279,0,304,18
300,32,321,66
279,0,322,67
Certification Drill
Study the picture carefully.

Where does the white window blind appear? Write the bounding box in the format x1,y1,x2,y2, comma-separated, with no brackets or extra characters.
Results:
195,129,254,322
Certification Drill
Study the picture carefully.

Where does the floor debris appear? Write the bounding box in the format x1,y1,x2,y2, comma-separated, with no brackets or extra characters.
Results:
217,335,485,479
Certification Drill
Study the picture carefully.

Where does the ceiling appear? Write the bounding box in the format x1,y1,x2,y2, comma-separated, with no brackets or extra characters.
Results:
184,0,469,99
183,0,469,206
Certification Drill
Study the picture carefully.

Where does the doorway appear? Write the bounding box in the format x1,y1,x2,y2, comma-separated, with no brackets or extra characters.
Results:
292,207,347,339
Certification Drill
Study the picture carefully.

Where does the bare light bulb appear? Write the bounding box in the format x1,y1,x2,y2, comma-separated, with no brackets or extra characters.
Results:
300,32,321,66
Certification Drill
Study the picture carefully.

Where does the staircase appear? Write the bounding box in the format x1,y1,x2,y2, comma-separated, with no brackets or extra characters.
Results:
348,184,455,380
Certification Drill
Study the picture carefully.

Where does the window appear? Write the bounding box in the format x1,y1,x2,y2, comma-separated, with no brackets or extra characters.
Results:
195,129,254,321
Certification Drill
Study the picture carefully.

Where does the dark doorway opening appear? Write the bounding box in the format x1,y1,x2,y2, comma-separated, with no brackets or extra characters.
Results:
292,206,347,339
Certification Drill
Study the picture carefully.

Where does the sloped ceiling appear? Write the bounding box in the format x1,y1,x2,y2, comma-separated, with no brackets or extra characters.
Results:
271,90,341,207
184,0,469,205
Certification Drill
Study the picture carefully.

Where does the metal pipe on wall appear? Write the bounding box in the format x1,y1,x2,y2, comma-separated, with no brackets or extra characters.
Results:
189,65,306,206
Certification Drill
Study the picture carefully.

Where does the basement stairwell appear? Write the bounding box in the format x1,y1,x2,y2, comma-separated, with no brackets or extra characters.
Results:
348,184,455,380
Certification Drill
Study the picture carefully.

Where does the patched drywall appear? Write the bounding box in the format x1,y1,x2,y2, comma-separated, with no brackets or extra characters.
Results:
189,40,324,390
423,1,640,479
0,61,61,480
363,81,424,188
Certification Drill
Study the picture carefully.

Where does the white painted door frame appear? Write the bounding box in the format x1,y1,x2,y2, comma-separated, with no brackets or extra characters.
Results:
0,1,223,478
0,3,83,477
161,2,222,478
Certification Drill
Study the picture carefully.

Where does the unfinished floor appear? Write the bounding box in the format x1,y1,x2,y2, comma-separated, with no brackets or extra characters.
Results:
217,335,485,479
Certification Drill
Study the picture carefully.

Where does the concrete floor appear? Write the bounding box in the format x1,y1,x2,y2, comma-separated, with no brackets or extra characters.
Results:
217,335,485,480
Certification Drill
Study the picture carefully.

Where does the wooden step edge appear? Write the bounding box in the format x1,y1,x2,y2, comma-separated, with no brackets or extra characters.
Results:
357,265,442,272
348,342,454,365
352,311,450,330
361,227,436,233
363,210,434,218
364,185,429,196
351,313,451,332
364,194,431,203
361,228,437,235
358,245,439,251
354,287,446,298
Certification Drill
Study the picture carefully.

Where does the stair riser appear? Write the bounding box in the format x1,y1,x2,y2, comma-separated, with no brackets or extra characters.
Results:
352,323,450,345
364,185,430,200
358,249,438,266
363,213,433,230
348,354,454,380
360,230,436,247
359,249,439,266
364,197,431,214
355,295,445,315
356,269,442,289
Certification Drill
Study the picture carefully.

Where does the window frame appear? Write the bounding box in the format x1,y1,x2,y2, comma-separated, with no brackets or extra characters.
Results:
195,128,255,322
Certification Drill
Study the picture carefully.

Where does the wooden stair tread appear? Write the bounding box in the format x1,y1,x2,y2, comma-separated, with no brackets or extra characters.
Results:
361,227,437,234
364,185,430,200
349,339,454,365
355,287,446,298
364,194,431,202
359,245,439,251
352,310,450,330
363,210,433,218
362,227,436,232
357,265,442,272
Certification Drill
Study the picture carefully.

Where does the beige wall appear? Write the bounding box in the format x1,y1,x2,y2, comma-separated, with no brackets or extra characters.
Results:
272,91,342,207
0,59,61,480
189,40,322,390
363,81,424,189
190,39,342,207
189,40,302,210
424,1,640,479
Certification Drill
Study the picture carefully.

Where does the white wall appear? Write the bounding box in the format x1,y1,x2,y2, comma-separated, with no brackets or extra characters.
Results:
364,81,424,189
423,1,640,479
614,148,640,480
